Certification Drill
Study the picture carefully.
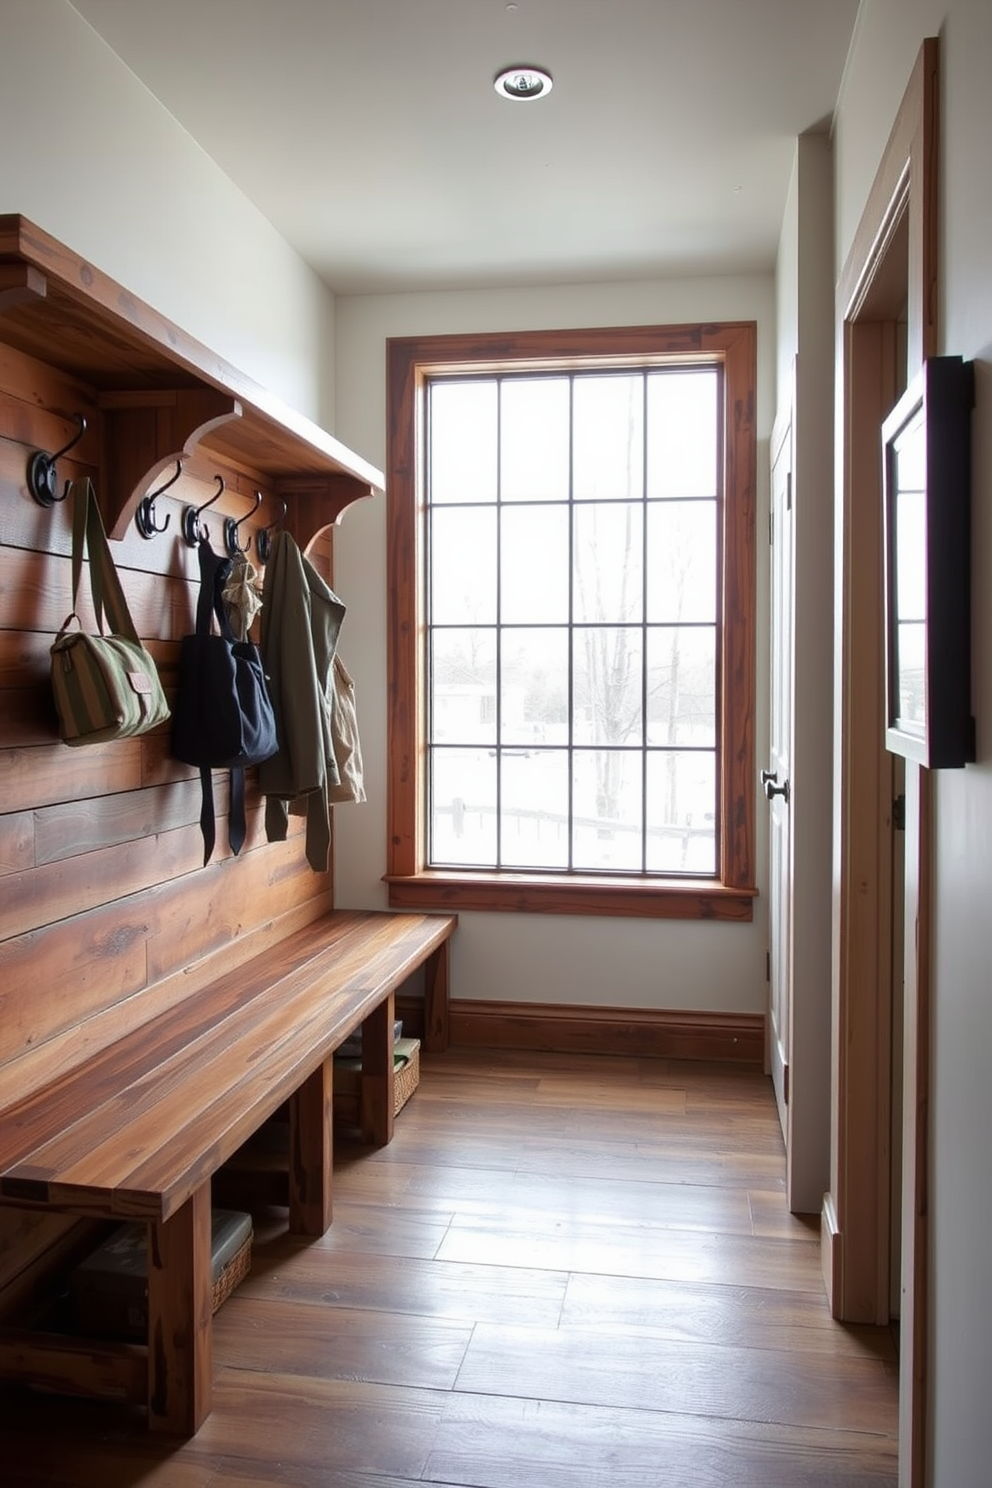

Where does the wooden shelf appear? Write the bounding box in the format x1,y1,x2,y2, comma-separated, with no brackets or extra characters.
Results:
0,215,383,543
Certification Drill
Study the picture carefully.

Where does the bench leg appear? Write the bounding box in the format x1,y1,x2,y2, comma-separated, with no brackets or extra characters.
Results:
288,1056,333,1236
423,940,450,1053
361,991,396,1147
147,1183,212,1435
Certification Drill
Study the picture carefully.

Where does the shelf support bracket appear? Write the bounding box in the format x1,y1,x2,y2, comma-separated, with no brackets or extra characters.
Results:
97,389,242,539
275,473,376,556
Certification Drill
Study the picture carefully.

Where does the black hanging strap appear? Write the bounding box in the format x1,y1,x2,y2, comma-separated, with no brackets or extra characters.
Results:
194,544,247,864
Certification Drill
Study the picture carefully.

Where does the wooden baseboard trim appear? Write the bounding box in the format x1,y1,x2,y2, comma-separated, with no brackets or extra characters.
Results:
441,999,765,1066
821,1191,842,1314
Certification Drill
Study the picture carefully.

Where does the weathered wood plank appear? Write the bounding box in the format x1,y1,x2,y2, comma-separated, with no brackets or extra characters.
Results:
0,879,334,1111
140,816,310,978
0,1325,146,1402
0,542,189,638
423,940,450,1054
0,801,267,941
148,1184,212,1434
33,778,217,864
362,991,397,1148
141,731,205,788
0,907,148,1068
0,337,96,416
0,628,51,687
0,809,34,874
288,1057,333,1236
3,740,145,812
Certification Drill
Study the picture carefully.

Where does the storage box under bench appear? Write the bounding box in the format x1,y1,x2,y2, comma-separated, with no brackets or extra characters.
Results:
70,1209,252,1339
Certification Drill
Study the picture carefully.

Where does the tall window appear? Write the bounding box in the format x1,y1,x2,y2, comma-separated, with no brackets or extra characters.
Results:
386,324,756,920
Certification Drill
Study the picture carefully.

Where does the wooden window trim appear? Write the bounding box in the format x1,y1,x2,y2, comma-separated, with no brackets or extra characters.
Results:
385,322,757,921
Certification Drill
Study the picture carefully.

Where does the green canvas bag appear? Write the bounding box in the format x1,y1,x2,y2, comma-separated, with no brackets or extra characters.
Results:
50,479,170,745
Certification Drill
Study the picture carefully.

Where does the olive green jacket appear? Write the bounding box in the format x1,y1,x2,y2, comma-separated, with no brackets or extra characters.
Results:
259,530,346,872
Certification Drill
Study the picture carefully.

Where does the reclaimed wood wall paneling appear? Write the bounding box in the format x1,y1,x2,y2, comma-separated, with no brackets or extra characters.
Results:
0,341,336,1155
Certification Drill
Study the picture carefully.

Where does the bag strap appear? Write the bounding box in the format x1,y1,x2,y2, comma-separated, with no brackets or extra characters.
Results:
198,765,217,866
193,541,246,864
196,763,248,866
195,541,235,639
69,479,141,644
229,767,247,856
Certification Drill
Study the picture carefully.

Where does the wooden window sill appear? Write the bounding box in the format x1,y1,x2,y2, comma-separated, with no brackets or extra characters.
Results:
385,871,755,921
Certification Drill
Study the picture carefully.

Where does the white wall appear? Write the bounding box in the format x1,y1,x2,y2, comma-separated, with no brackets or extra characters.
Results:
0,0,336,427
835,2,992,1482
333,276,774,1015
775,152,800,408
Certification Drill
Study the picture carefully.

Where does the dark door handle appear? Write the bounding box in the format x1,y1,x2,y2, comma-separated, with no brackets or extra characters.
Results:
763,775,790,803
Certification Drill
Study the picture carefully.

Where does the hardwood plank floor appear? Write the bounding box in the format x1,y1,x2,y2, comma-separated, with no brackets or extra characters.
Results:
1,1048,898,1486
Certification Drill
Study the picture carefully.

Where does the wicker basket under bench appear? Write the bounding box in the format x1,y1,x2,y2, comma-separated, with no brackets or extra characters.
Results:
333,1037,421,1128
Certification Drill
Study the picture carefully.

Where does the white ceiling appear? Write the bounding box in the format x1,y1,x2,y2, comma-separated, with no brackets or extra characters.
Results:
70,0,860,296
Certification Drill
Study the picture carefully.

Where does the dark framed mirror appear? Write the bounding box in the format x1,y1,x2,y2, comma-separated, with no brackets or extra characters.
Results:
882,354,975,768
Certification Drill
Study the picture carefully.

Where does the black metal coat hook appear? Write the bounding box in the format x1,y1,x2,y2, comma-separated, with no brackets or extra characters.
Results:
255,499,287,565
135,460,182,540
224,490,262,558
181,474,225,547
28,413,88,507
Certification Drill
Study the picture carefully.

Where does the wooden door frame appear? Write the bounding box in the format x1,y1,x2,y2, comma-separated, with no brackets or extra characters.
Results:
767,398,793,1152
822,37,937,1488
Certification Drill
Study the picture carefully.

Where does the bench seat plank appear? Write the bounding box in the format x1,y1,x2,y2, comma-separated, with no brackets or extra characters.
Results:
0,912,367,1171
7,936,406,1215
0,911,455,1222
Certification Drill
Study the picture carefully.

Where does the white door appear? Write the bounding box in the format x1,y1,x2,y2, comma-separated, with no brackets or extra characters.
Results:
766,414,794,1142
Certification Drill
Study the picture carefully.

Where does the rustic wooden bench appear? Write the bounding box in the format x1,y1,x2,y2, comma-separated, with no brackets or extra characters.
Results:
0,908,456,1435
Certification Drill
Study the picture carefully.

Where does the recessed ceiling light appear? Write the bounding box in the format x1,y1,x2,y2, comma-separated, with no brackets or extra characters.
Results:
494,65,553,101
